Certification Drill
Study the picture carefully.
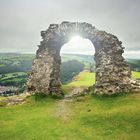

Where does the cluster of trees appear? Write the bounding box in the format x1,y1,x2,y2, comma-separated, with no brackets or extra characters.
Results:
60,60,84,83
0,75,27,87
0,60,84,88
0,60,32,74
127,60,140,72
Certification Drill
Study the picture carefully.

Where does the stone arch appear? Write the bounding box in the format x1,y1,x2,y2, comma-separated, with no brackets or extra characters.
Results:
26,21,136,96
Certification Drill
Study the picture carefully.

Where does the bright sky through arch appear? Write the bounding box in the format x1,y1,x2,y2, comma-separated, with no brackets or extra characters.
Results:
61,36,95,55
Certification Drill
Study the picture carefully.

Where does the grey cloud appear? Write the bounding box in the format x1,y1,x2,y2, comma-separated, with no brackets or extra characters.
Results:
0,0,140,54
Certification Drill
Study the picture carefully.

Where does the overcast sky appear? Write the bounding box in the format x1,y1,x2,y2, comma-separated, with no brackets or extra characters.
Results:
0,0,140,58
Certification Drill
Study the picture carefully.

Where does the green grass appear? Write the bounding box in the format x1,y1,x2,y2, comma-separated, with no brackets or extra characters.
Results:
0,72,26,80
62,71,140,93
0,93,140,140
0,72,27,87
0,71,140,140
132,71,140,79
62,71,95,92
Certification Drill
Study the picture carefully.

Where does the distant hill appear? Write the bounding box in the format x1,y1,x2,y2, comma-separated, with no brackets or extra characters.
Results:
0,53,140,94
61,53,94,63
0,53,34,74
0,53,140,74
126,59,140,72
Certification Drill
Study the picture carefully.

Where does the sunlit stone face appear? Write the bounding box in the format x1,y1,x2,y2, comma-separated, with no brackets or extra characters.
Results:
61,35,95,55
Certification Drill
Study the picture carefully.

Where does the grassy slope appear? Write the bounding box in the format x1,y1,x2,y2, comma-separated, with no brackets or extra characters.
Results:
132,71,140,79
62,71,95,93
68,71,95,87
0,72,27,87
62,71,140,93
0,94,140,140
0,71,140,140
0,72,26,80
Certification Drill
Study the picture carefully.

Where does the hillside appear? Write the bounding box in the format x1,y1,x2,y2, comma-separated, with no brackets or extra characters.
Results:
0,53,140,74
0,71,140,140
0,53,140,96
62,71,140,93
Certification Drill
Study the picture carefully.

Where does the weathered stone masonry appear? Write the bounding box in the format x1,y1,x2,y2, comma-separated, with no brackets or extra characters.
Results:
26,21,140,96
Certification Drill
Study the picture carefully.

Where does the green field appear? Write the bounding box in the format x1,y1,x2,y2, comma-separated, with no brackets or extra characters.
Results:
0,53,140,140
62,71,140,93
67,71,95,86
0,72,27,87
132,71,140,79
0,71,140,140
0,93,140,140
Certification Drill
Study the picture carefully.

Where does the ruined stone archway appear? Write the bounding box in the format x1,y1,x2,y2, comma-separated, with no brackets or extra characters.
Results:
26,21,136,96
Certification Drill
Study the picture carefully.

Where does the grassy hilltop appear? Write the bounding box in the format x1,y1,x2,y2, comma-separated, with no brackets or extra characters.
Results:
0,53,140,140
0,71,140,140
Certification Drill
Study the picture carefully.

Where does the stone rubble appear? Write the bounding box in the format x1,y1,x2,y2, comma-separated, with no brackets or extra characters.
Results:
0,92,31,106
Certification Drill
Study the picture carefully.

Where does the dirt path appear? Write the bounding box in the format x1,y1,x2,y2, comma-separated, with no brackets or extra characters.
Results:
54,87,89,120
54,99,72,120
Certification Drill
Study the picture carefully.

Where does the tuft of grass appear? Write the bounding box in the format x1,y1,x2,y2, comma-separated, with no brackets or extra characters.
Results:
34,92,64,100
0,97,7,107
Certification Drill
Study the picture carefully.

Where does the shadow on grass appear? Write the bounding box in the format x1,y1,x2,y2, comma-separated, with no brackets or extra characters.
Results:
33,93,64,102
90,92,133,102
